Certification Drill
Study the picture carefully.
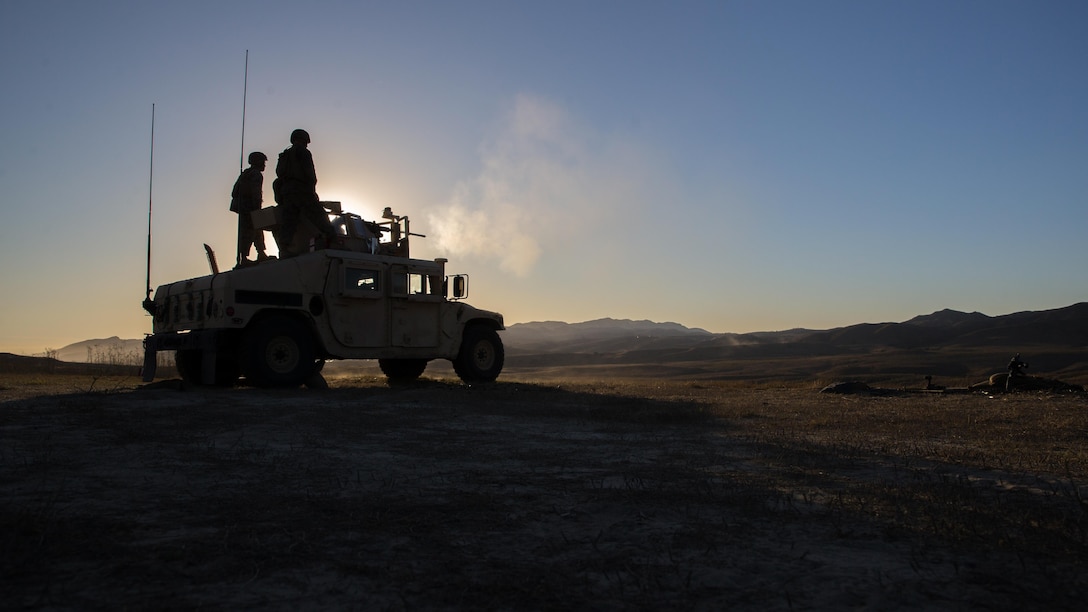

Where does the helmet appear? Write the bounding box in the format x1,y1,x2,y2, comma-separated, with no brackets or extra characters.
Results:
290,129,311,145
248,151,267,165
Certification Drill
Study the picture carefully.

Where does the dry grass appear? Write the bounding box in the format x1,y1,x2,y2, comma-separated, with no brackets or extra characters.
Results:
2,372,1087,609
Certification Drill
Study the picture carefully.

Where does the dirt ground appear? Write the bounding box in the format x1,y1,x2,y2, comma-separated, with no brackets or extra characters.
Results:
2,373,1087,610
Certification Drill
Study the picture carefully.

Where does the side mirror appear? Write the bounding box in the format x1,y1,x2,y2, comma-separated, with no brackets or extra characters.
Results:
451,275,467,299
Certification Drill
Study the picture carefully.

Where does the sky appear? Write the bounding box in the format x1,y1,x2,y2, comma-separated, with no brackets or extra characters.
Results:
1,0,1086,355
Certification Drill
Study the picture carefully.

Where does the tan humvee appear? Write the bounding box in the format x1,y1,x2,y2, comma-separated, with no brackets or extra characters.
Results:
141,205,504,387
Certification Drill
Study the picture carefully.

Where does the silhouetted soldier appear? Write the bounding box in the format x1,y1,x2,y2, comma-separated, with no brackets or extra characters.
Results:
274,128,336,257
1006,353,1028,390
230,151,269,266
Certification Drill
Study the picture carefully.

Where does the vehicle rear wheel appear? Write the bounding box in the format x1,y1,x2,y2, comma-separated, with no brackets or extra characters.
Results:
243,315,317,387
174,348,239,386
378,358,428,383
453,326,504,383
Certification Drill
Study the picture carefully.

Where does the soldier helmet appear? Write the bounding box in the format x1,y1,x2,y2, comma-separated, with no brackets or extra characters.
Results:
248,151,268,165
290,129,311,145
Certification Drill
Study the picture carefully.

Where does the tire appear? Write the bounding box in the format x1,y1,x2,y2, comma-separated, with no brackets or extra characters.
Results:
453,326,504,383
243,315,317,387
174,348,240,386
378,358,429,383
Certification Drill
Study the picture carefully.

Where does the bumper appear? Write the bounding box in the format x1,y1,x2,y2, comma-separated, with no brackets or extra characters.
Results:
141,331,221,383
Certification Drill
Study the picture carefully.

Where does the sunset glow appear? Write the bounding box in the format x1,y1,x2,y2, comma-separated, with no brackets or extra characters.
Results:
1,1,1085,355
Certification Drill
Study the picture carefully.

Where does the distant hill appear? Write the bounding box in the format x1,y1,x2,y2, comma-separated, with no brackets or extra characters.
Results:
55,337,144,363
502,318,715,353
502,318,817,359
499,304,1088,385
802,302,1088,349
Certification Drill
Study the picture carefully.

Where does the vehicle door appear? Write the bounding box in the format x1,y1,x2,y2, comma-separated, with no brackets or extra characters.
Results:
325,260,388,347
389,264,442,347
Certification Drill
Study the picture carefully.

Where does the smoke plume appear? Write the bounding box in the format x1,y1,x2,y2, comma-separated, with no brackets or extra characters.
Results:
427,94,664,276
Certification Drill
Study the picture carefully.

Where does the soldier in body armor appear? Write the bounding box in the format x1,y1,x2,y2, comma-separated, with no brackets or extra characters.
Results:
230,151,269,267
274,129,336,257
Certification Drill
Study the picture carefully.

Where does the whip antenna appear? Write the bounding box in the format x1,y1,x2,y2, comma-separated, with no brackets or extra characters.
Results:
143,103,155,313
239,49,248,172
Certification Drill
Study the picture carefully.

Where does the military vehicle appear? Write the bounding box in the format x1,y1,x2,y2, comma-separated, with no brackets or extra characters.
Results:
141,204,505,387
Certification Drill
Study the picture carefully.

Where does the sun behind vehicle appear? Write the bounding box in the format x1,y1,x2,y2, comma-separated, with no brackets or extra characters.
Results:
141,204,504,387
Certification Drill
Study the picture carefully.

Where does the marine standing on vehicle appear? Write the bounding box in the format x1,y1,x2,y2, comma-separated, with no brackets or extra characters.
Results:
273,129,337,257
230,151,269,267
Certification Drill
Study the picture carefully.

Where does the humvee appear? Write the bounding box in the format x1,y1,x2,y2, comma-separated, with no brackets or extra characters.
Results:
141,204,504,387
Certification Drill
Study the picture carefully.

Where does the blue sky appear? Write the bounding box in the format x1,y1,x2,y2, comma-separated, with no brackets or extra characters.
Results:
1,0,1086,354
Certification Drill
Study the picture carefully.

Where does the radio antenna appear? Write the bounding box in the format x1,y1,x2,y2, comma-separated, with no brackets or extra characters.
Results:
142,103,156,314
239,49,249,173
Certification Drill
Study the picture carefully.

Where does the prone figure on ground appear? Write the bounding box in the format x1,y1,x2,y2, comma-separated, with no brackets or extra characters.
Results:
1006,352,1028,390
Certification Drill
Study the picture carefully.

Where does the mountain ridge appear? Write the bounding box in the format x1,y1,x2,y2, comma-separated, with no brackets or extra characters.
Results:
499,304,1088,384
505,303,1088,353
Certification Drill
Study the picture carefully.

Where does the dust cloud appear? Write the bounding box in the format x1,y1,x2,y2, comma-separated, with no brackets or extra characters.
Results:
426,94,667,276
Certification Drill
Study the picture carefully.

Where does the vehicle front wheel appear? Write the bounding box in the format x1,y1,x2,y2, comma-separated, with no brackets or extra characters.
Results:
243,315,317,387
379,358,429,383
453,326,504,383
